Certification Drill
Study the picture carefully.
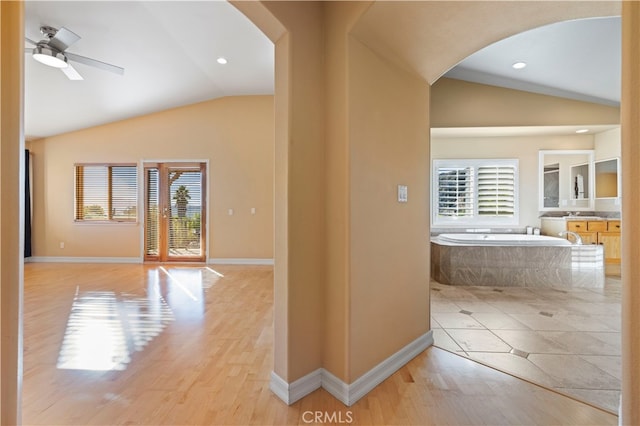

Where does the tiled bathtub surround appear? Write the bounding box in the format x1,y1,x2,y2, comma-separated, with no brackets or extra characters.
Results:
431,278,621,413
431,242,604,288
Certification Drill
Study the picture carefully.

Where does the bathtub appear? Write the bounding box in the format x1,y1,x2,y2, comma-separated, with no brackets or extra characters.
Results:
434,233,571,246
431,233,603,288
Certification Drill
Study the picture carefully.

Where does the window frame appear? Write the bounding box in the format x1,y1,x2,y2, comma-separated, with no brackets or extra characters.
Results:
432,158,519,227
74,163,139,224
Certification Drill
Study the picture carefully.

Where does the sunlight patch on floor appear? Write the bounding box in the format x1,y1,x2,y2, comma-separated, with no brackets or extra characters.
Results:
57,286,174,371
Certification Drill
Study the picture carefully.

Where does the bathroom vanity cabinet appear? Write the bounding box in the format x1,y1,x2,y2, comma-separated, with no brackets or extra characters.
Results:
541,218,621,275
567,220,621,274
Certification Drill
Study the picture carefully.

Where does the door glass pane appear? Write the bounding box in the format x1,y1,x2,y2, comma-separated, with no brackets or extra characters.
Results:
168,170,202,257
145,168,159,257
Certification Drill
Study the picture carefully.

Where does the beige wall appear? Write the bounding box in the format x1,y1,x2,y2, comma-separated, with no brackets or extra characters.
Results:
27,95,274,261
349,36,430,380
0,2,24,423
432,134,595,228
595,127,622,161
244,2,431,388
432,78,620,128
323,1,372,382
261,0,326,383
621,3,640,422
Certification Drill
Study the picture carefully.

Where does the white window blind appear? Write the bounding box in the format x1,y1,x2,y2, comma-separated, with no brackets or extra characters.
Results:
433,159,518,226
75,164,138,222
437,167,474,217
477,166,515,217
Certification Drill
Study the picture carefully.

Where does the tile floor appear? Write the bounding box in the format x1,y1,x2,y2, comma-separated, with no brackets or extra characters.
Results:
431,277,621,413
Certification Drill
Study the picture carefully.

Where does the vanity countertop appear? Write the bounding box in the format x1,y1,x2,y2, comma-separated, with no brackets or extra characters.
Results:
541,216,619,221
540,216,608,221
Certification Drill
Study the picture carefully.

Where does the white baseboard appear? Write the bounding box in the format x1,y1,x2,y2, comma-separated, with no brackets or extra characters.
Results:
321,369,350,405
271,330,433,406
208,258,274,265
618,394,623,426
26,256,142,264
326,330,434,406
270,369,323,405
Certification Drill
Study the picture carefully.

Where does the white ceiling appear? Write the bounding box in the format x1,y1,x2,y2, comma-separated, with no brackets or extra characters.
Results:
24,1,274,139
24,3,620,140
444,16,621,106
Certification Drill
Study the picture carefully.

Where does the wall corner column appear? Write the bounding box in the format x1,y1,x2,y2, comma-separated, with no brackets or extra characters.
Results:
621,1,640,424
0,1,25,424
262,1,326,389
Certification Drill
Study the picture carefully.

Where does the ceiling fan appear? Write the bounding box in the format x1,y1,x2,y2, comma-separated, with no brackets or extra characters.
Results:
25,25,124,81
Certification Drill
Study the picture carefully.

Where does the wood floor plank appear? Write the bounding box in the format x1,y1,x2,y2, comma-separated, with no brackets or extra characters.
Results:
22,263,617,425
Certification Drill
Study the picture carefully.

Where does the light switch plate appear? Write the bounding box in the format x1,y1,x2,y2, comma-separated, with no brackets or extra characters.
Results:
397,185,408,203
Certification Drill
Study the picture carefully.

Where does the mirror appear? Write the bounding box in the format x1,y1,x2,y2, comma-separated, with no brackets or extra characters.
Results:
570,163,590,200
543,163,560,208
539,150,594,211
595,158,620,199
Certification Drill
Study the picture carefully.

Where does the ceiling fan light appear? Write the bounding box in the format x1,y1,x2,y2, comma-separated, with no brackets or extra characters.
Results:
32,45,68,68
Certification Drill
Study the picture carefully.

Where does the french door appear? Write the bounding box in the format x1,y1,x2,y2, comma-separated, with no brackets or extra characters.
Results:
144,162,207,262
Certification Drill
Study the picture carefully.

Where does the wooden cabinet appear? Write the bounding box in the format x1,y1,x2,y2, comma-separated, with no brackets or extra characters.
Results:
600,220,621,265
566,221,598,244
598,233,621,264
566,220,621,273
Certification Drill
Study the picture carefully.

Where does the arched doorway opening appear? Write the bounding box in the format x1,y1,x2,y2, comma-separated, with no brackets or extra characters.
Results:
429,17,622,413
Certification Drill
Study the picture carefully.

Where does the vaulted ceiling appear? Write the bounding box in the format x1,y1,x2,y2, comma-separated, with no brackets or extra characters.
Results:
24,1,274,139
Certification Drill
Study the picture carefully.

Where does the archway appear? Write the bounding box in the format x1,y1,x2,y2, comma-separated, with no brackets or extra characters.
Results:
429,17,621,413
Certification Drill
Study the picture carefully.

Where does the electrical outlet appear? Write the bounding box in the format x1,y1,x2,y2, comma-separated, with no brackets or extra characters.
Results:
59,242,65,249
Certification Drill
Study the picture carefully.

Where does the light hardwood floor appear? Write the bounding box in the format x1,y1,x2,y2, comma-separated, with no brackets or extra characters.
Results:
23,263,617,425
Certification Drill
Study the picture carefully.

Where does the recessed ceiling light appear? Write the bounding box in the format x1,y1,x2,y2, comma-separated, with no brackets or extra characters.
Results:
216,57,228,65
576,129,589,134
512,61,527,70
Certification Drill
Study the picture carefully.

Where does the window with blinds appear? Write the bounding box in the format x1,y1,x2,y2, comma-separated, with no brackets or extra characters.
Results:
437,167,474,217
477,166,516,216
433,159,518,225
75,164,138,222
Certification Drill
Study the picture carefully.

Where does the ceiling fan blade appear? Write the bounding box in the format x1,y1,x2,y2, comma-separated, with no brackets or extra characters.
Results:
61,63,83,81
65,52,124,76
25,37,38,46
48,27,81,52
